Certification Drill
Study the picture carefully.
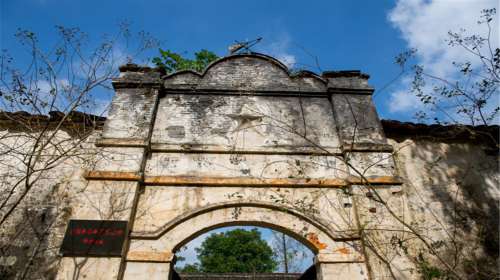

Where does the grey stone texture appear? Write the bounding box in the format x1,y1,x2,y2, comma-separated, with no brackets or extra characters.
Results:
1,53,497,280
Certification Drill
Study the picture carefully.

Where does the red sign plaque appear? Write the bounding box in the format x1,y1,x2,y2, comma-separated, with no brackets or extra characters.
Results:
60,219,127,257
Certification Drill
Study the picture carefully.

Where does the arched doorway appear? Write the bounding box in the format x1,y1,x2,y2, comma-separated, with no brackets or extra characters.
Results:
172,225,315,278
54,53,405,280
123,203,368,280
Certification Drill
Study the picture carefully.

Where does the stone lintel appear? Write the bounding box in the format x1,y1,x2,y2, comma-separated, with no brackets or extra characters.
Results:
341,143,394,152
95,138,148,148
83,171,403,186
322,70,370,79
150,143,342,156
126,251,173,263
347,176,403,185
94,143,344,156
84,171,141,181
112,80,162,89
163,87,329,97
315,253,365,263
144,176,348,187
327,87,374,95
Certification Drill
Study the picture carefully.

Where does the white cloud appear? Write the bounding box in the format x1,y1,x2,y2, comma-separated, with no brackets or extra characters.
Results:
110,46,133,67
257,34,297,68
83,97,111,116
277,54,296,68
388,89,424,113
387,0,499,116
37,79,69,94
33,79,70,112
387,76,425,113
389,0,498,70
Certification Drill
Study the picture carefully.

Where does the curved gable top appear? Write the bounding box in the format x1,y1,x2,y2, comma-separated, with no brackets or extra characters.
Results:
163,53,327,92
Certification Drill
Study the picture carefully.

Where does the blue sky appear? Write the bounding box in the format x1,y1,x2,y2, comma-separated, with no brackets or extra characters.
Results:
1,0,497,121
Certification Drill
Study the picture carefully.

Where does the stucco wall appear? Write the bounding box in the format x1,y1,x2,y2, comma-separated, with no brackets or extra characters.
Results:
0,53,498,280
0,122,497,280
392,139,498,278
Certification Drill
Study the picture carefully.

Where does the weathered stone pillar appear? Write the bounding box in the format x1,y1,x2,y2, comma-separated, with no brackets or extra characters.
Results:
325,71,388,148
346,150,413,279
122,262,171,280
56,64,162,280
323,71,412,279
316,263,368,280
315,253,369,280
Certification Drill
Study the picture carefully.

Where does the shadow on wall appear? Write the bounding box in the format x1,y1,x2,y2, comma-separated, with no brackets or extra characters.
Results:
395,138,499,277
0,182,65,279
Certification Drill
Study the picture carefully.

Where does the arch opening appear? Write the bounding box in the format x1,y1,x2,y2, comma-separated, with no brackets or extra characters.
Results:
126,204,365,279
172,225,316,279
172,220,321,255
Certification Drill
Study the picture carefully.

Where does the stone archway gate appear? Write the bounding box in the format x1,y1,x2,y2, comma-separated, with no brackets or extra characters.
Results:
56,54,404,280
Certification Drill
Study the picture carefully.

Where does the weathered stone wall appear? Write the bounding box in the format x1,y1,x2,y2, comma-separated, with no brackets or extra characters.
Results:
2,129,496,279
391,139,498,278
0,127,102,279
0,53,498,280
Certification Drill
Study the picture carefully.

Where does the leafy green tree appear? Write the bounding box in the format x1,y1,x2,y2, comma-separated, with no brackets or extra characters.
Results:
195,228,277,273
152,49,219,74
